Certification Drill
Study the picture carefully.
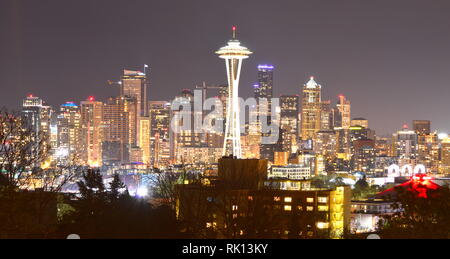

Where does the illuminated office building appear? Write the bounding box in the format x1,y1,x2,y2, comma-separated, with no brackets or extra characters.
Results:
441,138,450,174
320,100,333,131
149,101,172,168
56,102,81,162
139,116,151,165
279,95,299,154
336,95,351,130
392,124,418,164
301,77,322,141
375,136,392,157
351,118,369,129
21,95,44,137
120,69,149,117
80,96,103,167
351,139,376,174
314,130,337,157
21,95,53,162
413,120,431,135
102,96,138,165
417,132,439,173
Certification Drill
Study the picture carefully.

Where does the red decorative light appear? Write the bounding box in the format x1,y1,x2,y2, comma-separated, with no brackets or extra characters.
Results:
232,26,236,31
88,96,95,101
377,173,439,199
28,94,34,98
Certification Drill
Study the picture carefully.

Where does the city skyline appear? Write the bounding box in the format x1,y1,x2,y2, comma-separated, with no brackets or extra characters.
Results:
2,0,450,135
1,0,450,241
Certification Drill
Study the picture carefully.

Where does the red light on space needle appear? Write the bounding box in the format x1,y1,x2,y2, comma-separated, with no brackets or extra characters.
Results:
88,96,95,101
232,26,237,39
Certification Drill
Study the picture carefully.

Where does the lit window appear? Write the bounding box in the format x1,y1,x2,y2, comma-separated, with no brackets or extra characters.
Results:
318,205,329,211
317,222,329,229
233,214,238,219
248,196,253,201
284,205,292,211
297,206,303,211
318,197,328,203
307,206,314,211
307,197,314,203
274,196,281,202
232,205,238,211
284,197,292,203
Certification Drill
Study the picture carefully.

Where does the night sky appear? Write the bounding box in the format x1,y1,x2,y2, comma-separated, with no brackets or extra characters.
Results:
1,0,450,135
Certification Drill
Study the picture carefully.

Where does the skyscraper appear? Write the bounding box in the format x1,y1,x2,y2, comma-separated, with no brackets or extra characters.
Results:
149,101,171,168
257,65,276,161
337,95,351,130
56,102,81,162
120,69,148,117
21,95,53,160
392,124,418,164
21,95,44,137
216,26,252,158
102,96,138,165
279,95,300,153
413,120,431,135
255,65,274,124
301,77,322,141
80,96,103,167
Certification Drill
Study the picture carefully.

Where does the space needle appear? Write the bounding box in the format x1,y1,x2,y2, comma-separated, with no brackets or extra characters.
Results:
216,26,252,158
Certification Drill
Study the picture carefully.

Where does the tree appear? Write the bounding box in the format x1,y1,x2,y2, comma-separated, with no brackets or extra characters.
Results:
0,108,81,238
60,169,180,238
109,173,126,201
0,109,49,190
378,185,450,239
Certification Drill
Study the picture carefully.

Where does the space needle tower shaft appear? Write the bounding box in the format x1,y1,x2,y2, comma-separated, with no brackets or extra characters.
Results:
216,26,252,158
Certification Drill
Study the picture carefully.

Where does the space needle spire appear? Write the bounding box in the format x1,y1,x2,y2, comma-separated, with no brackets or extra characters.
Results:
216,26,253,158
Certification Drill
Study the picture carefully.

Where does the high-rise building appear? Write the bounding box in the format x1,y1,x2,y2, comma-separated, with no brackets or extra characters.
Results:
56,102,81,163
301,77,322,141
216,26,252,158
314,130,337,157
255,65,274,102
256,65,276,161
255,65,274,125
21,95,53,161
392,124,418,164
279,95,300,154
417,133,439,173
80,96,103,167
320,100,333,131
351,139,376,174
413,120,431,135
102,96,138,165
120,69,148,117
149,101,171,168
440,138,450,174
336,95,351,130
351,118,369,129
120,68,150,164
21,95,44,137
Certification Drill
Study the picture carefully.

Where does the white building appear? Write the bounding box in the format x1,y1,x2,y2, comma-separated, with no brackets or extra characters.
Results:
269,165,311,180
